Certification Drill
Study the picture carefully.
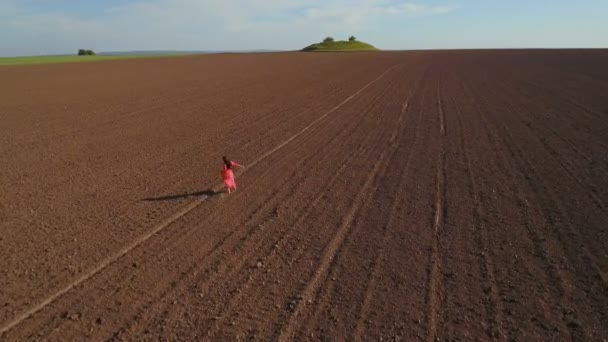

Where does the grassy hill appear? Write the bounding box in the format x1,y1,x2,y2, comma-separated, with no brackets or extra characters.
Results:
302,40,378,52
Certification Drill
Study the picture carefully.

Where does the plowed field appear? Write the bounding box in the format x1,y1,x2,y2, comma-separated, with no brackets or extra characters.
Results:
1,50,607,340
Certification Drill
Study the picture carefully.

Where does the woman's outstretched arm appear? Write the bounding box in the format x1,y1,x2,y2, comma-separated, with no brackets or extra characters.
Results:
232,161,245,168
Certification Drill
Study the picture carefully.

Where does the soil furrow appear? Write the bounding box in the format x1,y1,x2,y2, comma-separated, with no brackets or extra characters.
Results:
277,104,403,342
448,75,505,339
425,73,446,342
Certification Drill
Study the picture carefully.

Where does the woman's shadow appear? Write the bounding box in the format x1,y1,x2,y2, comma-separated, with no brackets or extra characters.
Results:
142,189,218,202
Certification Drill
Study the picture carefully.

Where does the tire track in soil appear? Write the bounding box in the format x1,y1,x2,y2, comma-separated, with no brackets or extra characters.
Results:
0,64,399,337
351,90,422,339
425,73,446,342
300,87,420,339
275,65,422,339
294,67,433,341
278,96,406,341
449,74,505,339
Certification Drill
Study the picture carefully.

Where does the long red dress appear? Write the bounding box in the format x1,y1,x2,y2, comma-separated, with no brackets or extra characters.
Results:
221,161,241,190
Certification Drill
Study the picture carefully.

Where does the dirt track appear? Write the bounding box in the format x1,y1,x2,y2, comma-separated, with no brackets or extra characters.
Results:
1,50,607,340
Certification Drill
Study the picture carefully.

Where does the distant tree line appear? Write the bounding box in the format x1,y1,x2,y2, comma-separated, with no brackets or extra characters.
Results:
78,49,96,56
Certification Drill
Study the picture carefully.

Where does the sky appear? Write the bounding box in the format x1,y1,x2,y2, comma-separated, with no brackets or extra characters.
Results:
1,0,607,57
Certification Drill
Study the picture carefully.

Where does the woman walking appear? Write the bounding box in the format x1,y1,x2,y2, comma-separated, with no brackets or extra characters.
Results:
221,156,245,194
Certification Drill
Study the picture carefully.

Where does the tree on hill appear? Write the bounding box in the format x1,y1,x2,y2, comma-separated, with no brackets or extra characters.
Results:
349,36,357,42
323,37,335,43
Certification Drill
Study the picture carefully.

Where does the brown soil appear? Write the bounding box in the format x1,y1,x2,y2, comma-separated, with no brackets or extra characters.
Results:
1,50,607,341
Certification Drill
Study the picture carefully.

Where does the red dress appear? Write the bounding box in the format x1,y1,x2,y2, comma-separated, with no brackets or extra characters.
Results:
221,161,241,189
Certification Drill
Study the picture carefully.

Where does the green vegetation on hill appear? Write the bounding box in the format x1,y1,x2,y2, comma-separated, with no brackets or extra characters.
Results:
302,36,378,52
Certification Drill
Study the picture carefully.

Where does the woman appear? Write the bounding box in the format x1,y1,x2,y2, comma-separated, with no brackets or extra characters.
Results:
221,156,245,194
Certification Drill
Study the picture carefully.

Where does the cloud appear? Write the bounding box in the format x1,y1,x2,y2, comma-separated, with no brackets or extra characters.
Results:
0,0,457,56
303,2,456,26
383,3,456,15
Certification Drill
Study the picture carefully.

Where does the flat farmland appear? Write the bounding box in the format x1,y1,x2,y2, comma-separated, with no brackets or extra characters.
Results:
1,50,607,340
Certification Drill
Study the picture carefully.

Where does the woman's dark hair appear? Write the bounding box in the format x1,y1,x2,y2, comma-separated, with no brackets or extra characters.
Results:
223,156,231,169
